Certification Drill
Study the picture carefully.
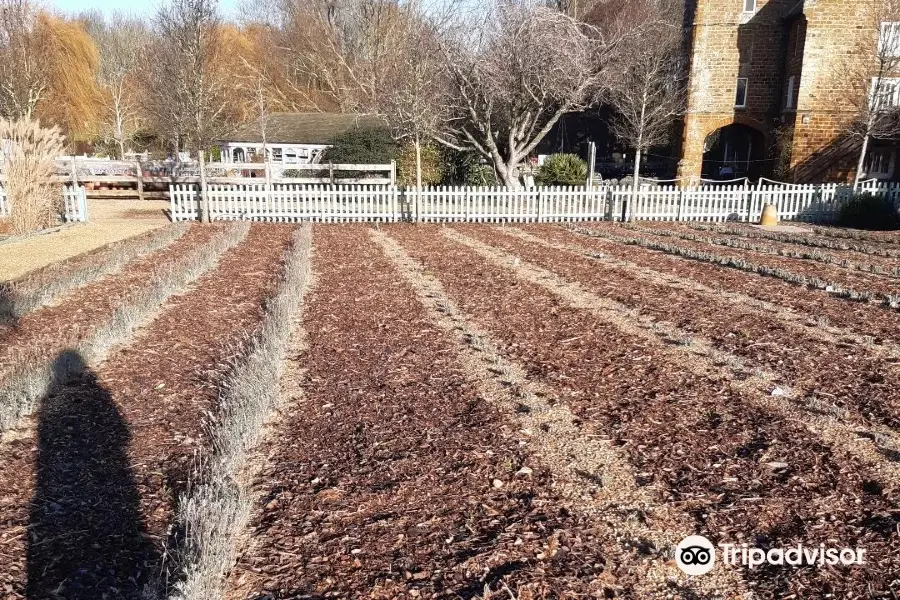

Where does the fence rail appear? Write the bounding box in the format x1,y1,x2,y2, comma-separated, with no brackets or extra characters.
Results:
0,185,87,223
169,180,900,224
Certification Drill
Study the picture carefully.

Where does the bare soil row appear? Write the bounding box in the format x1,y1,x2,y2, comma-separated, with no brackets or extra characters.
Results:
226,226,615,599
0,225,295,599
636,221,900,276
383,225,900,599
0,225,220,378
463,225,900,432
582,222,900,300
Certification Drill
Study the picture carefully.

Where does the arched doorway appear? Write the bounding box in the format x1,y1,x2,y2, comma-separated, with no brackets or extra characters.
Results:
232,147,246,163
701,123,766,180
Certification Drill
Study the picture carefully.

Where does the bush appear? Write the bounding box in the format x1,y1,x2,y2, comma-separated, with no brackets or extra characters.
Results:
535,153,587,186
838,192,900,230
1,118,65,234
397,142,443,187
465,163,498,186
322,127,398,164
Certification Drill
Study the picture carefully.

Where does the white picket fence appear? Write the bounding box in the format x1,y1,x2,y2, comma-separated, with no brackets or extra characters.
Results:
170,183,399,222
0,185,88,222
169,180,900,224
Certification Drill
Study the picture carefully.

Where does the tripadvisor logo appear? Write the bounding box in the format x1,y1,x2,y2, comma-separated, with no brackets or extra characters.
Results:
674,535,866,576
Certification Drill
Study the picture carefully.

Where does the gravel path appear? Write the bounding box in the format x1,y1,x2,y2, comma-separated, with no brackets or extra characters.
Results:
0,200,170,281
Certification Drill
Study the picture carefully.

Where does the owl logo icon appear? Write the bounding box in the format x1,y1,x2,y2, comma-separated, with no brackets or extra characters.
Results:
675,535,716,576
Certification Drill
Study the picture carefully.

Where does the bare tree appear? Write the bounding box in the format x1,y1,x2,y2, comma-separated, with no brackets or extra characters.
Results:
90,14,149,159
436,1,628,187
152,0,229,222
0,0,49,119
846,0,900,188
607,0,685,216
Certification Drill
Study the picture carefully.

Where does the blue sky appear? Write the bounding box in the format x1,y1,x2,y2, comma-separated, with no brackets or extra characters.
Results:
49,0,241,18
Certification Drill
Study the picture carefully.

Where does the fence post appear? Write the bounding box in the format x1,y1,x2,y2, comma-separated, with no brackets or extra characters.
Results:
743,180,751,222
536,188,543,223
264,160,273,219
79,186,88,221
135,161,144,202
676,186,685,221
70,157,78,189
390,160,397,186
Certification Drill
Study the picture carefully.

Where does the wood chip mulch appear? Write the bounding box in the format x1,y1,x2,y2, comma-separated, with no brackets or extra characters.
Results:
384,224,900,599
0,225,295,599
0,224,220,374
226,225,612,600
465,225,900,431
585,222,900,300
536,225,900,352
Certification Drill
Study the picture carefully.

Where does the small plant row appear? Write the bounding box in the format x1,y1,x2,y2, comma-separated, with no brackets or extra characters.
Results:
0,222,249,432
621,222,900,277
810,224,900,246
685,221,900,259
0,223,190,324
567,224,900,311
169,226,312,600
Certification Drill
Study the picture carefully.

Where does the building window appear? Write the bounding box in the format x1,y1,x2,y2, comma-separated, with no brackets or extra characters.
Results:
735,78,749,108
743,0,756,12
271,147,283,162
865,149,895,178
871,77,900,110
785,75,795,109
880,22,900,57
284,149,298,164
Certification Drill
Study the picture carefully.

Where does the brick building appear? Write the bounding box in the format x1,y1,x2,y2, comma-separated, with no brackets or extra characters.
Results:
677,0,896,183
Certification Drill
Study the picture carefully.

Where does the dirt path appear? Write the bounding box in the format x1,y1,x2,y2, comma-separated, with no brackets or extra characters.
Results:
385,225,900,599
0,226,294,599
0,199,170,281
226,225,617,599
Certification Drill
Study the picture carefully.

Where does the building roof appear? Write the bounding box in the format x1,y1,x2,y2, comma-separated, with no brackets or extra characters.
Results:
222,112,386,145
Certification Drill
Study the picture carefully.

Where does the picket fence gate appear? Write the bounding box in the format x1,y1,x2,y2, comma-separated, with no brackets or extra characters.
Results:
169,180,900,224
0,185,88,223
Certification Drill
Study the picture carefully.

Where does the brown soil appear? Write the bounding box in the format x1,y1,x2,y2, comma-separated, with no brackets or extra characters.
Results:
0,225,295,599
0,225,221,378
384,224,900,599
226,225,612,599
535,225,900,348
584,222,900,299
461,225,900,431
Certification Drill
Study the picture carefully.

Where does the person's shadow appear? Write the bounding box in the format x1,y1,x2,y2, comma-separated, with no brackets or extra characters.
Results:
26,350,162,599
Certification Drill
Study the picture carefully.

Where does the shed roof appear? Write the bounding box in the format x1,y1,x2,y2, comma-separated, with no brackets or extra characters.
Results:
222,112,386,145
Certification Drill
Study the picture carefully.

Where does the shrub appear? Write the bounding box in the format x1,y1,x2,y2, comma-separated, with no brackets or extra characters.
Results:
322,127,398,164
397,142,443,187
838,192,900,231
1,118,66,234
535,153,587,186
465,163,498,186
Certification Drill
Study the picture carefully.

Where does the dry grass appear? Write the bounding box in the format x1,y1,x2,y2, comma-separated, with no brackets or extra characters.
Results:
0,223,190,324
0,222,250,433
169,225,313,600
0,118,65,235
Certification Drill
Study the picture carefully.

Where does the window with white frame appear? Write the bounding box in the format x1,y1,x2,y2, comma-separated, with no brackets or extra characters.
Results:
871,77,900,110
271,147,283,162
284,149,298,164
880,22,900,58
743,0,756,12
785,75,796,109
735,78,749,108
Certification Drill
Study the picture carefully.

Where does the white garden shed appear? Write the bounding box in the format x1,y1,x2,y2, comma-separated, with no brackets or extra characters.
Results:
218,112,384,165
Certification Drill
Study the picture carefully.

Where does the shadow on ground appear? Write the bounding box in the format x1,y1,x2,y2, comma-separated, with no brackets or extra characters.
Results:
26,349,161,599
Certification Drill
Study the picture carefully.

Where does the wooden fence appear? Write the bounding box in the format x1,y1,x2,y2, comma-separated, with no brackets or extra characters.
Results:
0,185,88,222
169,180,900,224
